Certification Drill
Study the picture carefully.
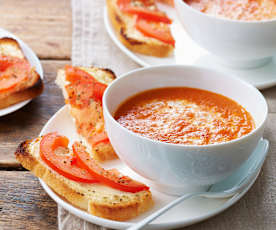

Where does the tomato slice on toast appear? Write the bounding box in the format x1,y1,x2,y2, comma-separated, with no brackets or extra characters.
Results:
65,65,107,107
117,0,172,24
40,132,98,183
72,142,149,193
136,18,175,46
0,56,31,93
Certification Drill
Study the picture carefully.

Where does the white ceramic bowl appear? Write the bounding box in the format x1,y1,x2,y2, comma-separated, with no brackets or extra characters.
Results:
175,0,276,68
103,65,267,195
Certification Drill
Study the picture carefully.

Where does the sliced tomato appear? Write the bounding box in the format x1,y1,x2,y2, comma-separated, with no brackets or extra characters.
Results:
65,65,94,84
65,65,107,107
0,56,14,71
117,0,172,24
136,17,175,46
124,7,172,24
0,56,31,93
40,132,98,183
65,82,93,109
93,82,107,102
72,142,149,193
89,131,110,146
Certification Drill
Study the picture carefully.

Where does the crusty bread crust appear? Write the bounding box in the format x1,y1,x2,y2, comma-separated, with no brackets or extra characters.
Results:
0,37,43,109
106,0,174,57
93,141,118,162
15,139,153,221
0,37,25,59
56,66,118,162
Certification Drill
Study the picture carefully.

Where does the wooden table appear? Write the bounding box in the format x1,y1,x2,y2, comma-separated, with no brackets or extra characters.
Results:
0,1,275,229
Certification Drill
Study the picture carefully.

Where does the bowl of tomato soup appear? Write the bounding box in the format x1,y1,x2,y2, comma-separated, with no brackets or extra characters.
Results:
103,65,267,195
175,0,276,68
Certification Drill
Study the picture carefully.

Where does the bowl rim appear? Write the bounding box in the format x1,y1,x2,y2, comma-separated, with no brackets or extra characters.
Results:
175,0,276,24
103,64,268,149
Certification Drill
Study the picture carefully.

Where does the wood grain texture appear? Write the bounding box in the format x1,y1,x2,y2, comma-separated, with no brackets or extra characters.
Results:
0,60,70,168
0,0,72,59
0,171,57,230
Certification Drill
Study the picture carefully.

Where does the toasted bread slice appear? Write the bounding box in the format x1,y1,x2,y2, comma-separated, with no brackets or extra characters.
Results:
107,0,174,57
15,137,153,221
56,66,117,162
0,37,43,109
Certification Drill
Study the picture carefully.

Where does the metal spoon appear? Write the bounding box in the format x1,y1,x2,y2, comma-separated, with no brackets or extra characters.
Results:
127,139,269,230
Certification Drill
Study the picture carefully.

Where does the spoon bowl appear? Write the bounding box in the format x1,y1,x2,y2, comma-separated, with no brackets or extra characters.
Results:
127,138,269,230
205,138,268,198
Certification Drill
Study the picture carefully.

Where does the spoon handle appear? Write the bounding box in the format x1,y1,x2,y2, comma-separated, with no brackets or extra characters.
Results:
127,192,203,230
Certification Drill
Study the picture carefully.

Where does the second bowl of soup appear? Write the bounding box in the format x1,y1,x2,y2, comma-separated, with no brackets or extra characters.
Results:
175,0,276,68
103,65,267,195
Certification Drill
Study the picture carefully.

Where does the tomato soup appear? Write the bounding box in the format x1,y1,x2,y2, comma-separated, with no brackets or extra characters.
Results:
184,0,276,21
114,87,255,145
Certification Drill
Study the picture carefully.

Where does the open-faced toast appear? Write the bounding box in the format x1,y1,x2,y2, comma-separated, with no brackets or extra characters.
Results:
106,0,175,57
15,134,153,221
0,37,43,109
56,65,117,162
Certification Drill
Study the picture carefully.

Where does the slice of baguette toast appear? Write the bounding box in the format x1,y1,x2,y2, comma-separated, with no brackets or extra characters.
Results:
56,66,118,162
106,0,174,57
15,137,153,221
0,37,43,109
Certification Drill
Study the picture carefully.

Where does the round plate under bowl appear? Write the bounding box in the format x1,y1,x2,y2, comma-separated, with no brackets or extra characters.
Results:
0,28,43,117
39,106,268,229
104,5,276,90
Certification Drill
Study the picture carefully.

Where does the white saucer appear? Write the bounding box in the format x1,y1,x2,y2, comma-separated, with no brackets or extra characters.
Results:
104,5,276,90
39,106,268,229
0,28,43,117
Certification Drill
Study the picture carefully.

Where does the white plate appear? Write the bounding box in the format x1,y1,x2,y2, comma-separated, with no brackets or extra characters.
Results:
0,28,43,117
104,5,276,90
39,106,267,229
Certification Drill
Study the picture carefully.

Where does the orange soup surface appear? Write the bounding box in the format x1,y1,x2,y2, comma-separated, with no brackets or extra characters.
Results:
114,87,255,145
184,0,276,21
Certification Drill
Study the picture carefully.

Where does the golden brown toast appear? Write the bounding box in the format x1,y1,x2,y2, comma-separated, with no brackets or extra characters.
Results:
106,0,174,57
0,37,43,109
56,66,118,162
15,137,153,221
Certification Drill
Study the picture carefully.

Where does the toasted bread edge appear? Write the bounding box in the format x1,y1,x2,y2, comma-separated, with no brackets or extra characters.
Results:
15,140,153,221
0,72,43,109
0,37,25,59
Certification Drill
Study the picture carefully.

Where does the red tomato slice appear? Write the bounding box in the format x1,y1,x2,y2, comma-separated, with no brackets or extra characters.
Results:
65,82,93,109
40,132,98,183
65,65,94,84
136,18,175,46
72,142,149,193
0,56,31,93
65,65,107,106
93,82,107,102
117,0,172,24
0,56,14,71
89,131,110,146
